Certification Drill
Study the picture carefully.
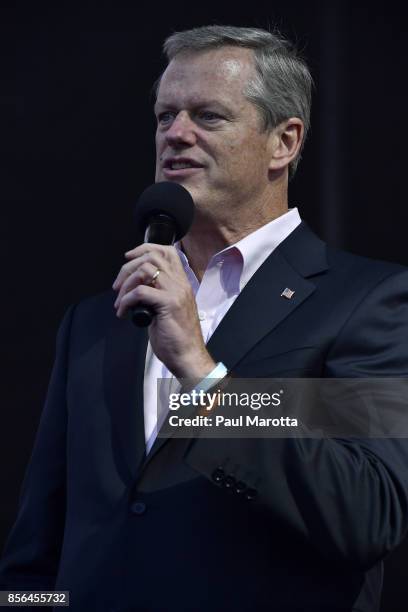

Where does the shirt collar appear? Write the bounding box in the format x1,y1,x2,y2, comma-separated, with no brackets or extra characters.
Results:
176,207,302,291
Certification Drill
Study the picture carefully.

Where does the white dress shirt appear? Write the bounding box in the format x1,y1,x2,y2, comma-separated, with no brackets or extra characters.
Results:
143,207,302,453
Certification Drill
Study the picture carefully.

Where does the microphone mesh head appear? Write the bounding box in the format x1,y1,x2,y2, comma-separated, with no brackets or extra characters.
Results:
134,182,195,243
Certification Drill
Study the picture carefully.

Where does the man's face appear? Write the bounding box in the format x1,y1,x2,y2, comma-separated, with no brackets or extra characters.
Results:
154,47,275,219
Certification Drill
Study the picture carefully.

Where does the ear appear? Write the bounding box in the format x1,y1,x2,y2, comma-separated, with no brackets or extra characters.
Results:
267,118,304,172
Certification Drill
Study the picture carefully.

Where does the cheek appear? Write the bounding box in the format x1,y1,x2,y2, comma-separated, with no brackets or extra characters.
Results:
225,137,262,171
241,132,269,169
154,140,165,174
155,132,164,154
225,128,266,160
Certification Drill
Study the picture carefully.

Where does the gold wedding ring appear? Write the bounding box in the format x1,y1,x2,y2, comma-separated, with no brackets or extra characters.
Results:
149,269,161,286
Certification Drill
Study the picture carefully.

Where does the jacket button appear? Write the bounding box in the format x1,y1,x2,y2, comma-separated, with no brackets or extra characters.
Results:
234,480,247,494
245,488,258,501
212,467,225,484
223,475,236,489
130,501,146,515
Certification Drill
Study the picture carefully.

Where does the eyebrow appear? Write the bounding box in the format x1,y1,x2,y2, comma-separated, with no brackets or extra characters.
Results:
154,100,232,115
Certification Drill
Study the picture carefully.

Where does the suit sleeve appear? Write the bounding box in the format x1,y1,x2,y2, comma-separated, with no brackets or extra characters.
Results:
186,269,408,570
308,268,408,565
0,305,75,590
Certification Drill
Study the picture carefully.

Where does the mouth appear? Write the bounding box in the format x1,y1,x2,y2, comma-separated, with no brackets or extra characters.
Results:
162,157,204,178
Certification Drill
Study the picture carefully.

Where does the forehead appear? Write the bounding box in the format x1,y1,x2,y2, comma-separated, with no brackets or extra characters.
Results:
156,46,255,108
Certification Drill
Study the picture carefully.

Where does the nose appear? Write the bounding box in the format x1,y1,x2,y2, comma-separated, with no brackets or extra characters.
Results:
164,111,196,148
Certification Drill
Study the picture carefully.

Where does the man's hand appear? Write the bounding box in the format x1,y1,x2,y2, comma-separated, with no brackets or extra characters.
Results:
112,244,216,380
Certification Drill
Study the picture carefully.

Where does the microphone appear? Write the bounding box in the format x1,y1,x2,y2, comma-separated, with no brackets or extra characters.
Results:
131,181,195,327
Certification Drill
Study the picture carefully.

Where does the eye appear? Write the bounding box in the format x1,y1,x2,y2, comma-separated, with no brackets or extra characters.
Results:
198,111,222,122
157,111,176,124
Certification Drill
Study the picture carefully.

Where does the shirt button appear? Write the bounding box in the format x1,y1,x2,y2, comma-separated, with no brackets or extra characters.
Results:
223,475,236,490
234,481,247,495
245,488,258,502
130,501,146,515
198,310,206,321
212,467,225,484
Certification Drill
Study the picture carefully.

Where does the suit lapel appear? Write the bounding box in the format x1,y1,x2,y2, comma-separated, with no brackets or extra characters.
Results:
207,250,314,369
207,222,328,368
104,312,148,484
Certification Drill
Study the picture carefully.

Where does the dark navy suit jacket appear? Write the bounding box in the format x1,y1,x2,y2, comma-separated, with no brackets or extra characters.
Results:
1,222,408,611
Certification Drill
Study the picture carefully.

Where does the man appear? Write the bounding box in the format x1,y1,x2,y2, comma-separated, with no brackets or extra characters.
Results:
1,25,408,612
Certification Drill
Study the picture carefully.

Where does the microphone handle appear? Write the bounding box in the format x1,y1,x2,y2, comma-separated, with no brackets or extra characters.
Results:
131,214,176,328
132,306,154,327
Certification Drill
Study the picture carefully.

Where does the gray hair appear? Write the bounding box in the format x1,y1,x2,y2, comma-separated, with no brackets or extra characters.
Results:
157,25,313,179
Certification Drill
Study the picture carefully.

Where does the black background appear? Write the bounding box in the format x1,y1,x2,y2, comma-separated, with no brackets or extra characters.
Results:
2,1,408,610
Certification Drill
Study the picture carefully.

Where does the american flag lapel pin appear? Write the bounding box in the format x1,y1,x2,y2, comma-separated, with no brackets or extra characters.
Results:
281,287,295,299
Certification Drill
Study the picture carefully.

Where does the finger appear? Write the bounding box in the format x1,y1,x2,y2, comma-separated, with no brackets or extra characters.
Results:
116,284,161,318
114,263,160,308
114,244,182,290
112,252,165,290
124,243,174,261
112,254,149,290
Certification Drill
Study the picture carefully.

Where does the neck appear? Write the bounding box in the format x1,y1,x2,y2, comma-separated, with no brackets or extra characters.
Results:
181,193,288,281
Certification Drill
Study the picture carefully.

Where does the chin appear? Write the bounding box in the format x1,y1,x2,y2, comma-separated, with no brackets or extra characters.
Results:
170,181,204,203
182,186,209,208
155,176,209,208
